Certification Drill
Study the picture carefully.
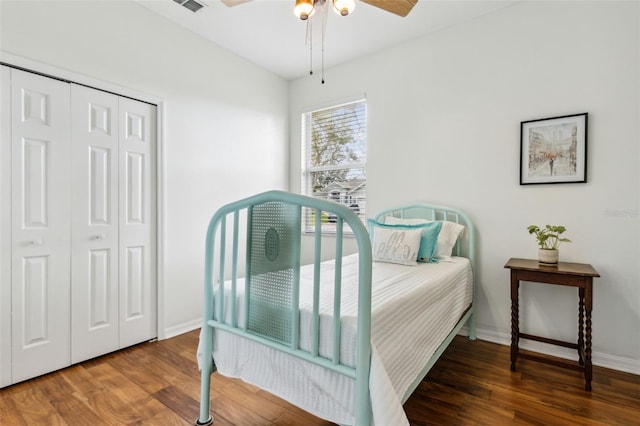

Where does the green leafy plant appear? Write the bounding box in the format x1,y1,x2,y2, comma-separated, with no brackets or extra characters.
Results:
527,225,571,250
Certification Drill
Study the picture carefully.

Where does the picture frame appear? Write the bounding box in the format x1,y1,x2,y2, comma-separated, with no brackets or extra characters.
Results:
520,113,588,185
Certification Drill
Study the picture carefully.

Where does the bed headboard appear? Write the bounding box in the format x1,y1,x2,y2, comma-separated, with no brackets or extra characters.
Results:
372,203,476,267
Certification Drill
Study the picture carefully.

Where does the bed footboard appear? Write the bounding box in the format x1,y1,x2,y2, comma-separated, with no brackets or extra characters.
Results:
197,191,372,426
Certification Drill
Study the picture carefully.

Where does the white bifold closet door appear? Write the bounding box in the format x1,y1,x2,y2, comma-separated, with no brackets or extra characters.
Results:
70,84,156,364
10,69,72,383
2,67,156,384
70,85,120,363
1,65,12,388
117,96,156,349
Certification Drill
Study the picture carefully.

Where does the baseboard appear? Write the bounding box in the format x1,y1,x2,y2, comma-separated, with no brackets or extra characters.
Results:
461,326,640,376
162,319,202,340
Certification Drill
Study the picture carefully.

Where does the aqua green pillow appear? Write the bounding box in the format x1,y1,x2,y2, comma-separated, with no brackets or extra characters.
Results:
414,221,442,263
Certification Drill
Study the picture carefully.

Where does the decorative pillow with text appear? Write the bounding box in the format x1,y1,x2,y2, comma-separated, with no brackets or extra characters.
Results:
367,219,424,266
385,216,464,262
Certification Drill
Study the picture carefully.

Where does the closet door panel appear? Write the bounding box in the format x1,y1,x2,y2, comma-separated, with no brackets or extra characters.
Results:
119,98,156,347
10,69,71,382
1,66,11,387
70,85,119,363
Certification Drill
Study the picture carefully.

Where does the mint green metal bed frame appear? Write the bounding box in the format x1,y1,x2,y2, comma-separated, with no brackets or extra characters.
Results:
196,190,476,426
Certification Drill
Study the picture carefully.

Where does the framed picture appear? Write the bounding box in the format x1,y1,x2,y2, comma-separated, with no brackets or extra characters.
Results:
520,113,588,185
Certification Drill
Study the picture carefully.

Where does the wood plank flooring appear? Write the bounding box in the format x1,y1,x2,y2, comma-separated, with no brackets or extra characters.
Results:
1,330,638,425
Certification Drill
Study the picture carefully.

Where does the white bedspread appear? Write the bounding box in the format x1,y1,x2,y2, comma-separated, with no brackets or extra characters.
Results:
198,254,472,425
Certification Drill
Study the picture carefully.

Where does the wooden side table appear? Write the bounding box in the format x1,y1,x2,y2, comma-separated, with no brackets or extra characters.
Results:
504,258,600,391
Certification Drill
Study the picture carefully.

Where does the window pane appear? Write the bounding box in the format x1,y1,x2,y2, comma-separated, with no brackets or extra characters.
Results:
302,99,366,234
310,102,366,168
310,167,365,210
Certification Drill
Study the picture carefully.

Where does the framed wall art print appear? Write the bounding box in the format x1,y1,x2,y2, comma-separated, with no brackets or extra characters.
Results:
520,112,588,185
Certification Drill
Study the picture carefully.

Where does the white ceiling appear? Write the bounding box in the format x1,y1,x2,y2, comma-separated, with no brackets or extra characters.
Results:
136,0,519,80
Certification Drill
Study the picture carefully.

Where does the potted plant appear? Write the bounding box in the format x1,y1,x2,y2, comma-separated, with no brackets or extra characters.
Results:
527,225,571,264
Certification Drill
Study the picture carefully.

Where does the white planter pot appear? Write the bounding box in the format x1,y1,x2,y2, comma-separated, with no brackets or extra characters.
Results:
538,248,559,264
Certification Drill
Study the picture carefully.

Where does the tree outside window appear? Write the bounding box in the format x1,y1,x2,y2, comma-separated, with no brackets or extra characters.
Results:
302,99,366,233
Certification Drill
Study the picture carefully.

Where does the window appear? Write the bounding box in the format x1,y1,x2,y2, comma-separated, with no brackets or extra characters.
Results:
301,98,367,233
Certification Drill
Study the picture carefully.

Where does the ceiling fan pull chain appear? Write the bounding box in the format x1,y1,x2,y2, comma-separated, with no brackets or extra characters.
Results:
308,19,313,75
321,0,326,84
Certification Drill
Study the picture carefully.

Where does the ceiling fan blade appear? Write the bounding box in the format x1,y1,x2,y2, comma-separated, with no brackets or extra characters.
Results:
360,0,418,17
220,0,253,7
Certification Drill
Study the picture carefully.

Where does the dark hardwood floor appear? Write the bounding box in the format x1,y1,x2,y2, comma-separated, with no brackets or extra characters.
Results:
1,330,638,425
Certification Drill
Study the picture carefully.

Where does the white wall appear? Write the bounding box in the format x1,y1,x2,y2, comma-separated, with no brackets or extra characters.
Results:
2,0,638,374
0,1,289,336
290,1,640,373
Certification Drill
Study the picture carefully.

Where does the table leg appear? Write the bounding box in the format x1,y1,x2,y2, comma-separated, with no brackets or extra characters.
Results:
584,281,593,391
578,287,585,366
510,273,519,372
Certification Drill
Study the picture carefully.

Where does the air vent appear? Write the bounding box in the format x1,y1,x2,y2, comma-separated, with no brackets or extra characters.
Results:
173,0,206,13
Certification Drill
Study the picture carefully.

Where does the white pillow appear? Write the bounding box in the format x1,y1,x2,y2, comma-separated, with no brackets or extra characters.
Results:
385,216,465,262
368,220,422,266
435,220,465,261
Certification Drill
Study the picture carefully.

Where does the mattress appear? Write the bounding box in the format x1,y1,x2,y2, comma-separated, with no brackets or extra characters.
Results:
198,254,473,425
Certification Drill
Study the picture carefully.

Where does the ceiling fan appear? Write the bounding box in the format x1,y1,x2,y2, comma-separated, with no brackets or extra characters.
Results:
220,0,418,18
214,0,419,84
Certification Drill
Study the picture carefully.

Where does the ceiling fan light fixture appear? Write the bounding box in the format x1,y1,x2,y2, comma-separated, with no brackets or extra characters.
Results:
332,0,355,16
294,0,315,20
